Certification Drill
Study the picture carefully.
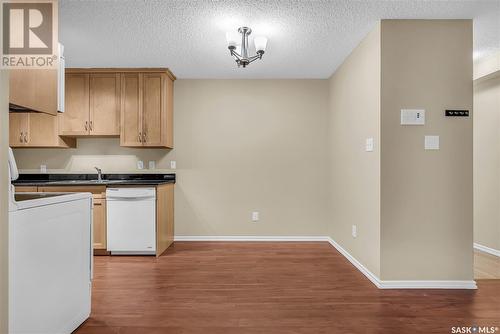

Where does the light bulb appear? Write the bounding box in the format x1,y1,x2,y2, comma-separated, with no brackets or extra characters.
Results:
254,36,268,53
226,32,239,48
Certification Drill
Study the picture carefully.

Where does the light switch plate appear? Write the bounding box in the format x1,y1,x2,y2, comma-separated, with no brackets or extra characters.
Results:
425,135,440,150
365,138,374,152
148,161,156,170
401,109,425,125
137,160,144,170
352,225,357,238
170,160,176,169
252,211,259,222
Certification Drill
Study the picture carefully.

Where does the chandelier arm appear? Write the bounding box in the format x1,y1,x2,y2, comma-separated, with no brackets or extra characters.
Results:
230,49,243,61
247,54,262,63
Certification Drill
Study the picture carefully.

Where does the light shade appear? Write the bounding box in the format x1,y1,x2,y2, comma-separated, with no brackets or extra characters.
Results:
254,36,268,53
226,32,239,48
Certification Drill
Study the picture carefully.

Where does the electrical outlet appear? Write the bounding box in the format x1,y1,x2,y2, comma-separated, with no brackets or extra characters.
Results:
170,160,176,169
251,211,259,222
40,165,47,173
137,160,144,170
148,161,156,169
352,225,357,238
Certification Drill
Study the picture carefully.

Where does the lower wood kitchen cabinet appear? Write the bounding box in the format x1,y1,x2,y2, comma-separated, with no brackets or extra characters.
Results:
13,186,38,192
9,112,76,148
92,196,107,251
22,184,174,256
156,183,175,254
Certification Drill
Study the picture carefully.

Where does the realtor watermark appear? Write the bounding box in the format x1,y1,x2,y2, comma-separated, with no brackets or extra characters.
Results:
451,326,499,333
1,0,58,69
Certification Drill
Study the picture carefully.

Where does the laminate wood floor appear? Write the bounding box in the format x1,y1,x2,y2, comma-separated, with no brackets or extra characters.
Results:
474,250,500,279
75,242,500,334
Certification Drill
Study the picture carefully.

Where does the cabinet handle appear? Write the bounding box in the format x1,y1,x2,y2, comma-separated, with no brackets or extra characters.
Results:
89,121,93,131
138,132,142,142
19,132,23,143
24,133,28,143
85,121,88,131
143,132,146,143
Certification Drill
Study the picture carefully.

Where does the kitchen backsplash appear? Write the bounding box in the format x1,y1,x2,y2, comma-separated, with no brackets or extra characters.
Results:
12,138,175,173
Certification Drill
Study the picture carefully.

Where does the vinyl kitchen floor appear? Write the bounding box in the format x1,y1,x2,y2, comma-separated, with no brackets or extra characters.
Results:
75,242,500,334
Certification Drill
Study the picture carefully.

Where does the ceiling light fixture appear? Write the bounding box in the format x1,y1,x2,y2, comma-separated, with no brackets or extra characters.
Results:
226,27,268,68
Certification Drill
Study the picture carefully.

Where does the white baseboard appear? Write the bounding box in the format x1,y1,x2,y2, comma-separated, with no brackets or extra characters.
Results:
174,235,329,242
173,235,477,289
474,243,500,257
378,280,477,289
326,237,476,289
325,237,382,288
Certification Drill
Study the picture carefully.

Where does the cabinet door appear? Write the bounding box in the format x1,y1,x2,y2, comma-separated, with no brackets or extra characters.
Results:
142,73,163,146
61,73,90,136
28,113,59,146
93,198,107,250
90,73,120,136
120,73,143,146
9,113,29,147
10,69,58,115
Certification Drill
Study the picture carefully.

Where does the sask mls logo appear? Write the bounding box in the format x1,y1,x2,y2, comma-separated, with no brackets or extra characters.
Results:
2,0,58,68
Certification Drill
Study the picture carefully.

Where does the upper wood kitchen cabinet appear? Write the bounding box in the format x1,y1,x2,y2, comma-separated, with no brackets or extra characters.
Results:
9,69,58,115
9,112,76,148
120,70,174,148
60,71,120,136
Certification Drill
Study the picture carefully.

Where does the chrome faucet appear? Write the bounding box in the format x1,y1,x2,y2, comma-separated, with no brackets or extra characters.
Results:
94,167,102,183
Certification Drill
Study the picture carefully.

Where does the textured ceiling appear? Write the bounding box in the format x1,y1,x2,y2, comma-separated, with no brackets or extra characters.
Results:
60,0,500,79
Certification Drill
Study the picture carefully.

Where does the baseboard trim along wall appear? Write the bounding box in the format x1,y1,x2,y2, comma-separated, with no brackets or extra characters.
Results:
326,237,477,290
174,236,329,242
474,243,500,257
173,235,477,289
325,237,382,288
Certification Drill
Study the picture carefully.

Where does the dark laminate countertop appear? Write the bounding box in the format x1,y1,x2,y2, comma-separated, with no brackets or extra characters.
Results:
13,173,176,187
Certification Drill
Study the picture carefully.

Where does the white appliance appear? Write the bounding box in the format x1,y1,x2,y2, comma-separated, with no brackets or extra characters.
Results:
58,43,65,112
8,148,92,334
106,187,156,255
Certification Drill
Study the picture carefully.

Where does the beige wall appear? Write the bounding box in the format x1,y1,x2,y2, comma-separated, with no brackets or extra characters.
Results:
172,80,330,236
327,20,473,282
380,20,473,280
14,80,331,236
12,20,475,283
327,24,381,277
1,71,9,334
474,76,500,251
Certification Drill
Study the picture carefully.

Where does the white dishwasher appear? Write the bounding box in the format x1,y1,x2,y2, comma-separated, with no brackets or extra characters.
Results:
106,188,156,255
